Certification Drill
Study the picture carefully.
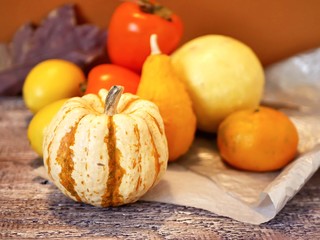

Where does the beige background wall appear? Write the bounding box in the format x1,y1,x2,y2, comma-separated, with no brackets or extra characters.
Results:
1,0,320,66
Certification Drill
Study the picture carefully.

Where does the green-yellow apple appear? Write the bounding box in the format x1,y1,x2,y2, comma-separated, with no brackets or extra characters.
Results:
171,35,265,132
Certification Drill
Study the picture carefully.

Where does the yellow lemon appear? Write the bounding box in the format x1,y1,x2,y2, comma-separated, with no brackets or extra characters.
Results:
27,98,68,156
23,59,85,113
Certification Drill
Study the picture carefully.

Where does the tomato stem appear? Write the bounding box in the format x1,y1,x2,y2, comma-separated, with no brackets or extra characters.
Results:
105,86,124,116
79,82,87,95
137,0,173,21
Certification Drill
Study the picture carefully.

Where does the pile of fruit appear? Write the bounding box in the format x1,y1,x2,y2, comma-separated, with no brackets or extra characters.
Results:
24,1,299,206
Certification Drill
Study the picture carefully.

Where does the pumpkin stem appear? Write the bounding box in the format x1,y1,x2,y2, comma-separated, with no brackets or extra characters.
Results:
150,34,162,55
105,86,124,116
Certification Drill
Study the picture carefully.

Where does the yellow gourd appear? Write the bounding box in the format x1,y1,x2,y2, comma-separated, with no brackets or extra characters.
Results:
137,35,196,161
43,86,168,207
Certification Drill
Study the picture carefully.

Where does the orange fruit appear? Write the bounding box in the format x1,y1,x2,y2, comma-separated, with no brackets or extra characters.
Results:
217,106,299,172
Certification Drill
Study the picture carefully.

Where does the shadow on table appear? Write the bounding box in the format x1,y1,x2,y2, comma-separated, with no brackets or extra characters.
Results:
41,188,222,238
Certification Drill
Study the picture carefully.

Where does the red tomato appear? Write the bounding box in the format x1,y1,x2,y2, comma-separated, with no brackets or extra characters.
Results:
84,64,140,95
107,1,183,73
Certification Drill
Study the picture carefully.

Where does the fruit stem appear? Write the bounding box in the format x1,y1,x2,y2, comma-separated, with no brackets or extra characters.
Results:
105,86,124,116
150,34,161,55
138,0,173,21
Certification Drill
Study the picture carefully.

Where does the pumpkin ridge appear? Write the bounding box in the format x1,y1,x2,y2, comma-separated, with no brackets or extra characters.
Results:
129,110,163,187
125,104,165,142
74,105,100,115
146,112,164,135
133,124,142,153
119,97,140,113
101,116,125,206
96,91,106,108
56,121,82,202
147,125,161,187
133,123,142,191
74,96,103,115
45,141,52,179
45,106,74,178
91,96,105,114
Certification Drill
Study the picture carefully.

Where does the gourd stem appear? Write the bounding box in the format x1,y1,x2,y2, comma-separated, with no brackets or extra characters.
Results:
105,86,124,116
150,34,162,55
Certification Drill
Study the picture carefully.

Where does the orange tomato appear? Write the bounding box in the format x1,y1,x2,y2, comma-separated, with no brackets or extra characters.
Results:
107,1,183,73
84,64,140,95
217,106,299,172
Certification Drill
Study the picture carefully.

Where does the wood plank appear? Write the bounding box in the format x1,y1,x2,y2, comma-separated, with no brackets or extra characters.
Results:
0,97,319,239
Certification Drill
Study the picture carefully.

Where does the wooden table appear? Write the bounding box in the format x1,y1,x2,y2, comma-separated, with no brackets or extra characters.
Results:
1,97,319,239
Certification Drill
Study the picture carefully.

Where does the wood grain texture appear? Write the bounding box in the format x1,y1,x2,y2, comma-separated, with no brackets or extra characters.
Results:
0,97,319,239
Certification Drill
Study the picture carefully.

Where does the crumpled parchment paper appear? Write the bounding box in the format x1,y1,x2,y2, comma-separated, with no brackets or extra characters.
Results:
141,47,320,224
34,47,320,225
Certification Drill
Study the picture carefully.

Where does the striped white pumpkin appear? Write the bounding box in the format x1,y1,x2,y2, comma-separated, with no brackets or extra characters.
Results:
43,86,168,207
